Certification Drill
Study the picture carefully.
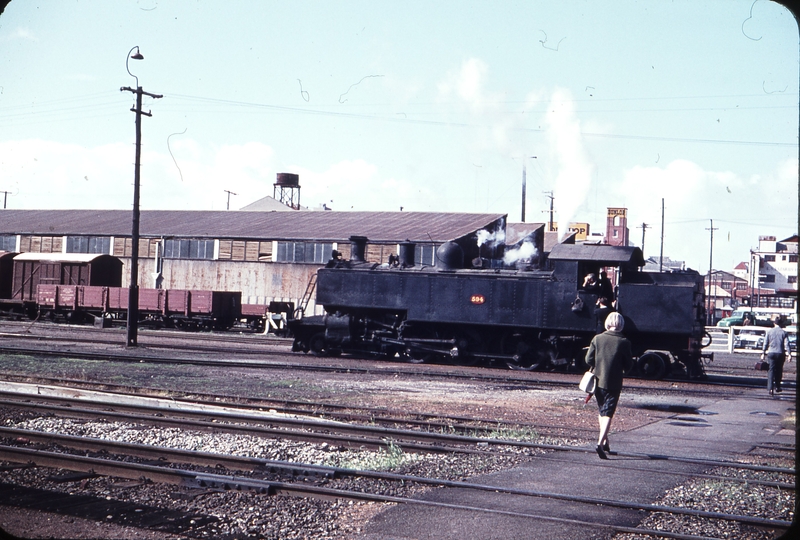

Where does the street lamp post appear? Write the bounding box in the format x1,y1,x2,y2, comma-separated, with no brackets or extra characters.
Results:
120,46,162,347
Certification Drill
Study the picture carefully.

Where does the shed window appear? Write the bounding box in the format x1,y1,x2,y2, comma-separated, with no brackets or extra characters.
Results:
415,245,437,266
163,239,215,260
0,235,16,251
66,236,110,254
276,242,332,264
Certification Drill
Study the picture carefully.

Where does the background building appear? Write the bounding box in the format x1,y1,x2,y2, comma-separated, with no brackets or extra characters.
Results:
0,210,505,316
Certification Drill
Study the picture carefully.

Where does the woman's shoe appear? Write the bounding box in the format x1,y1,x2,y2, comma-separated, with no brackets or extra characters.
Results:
595,445,608,460
602,442,617,455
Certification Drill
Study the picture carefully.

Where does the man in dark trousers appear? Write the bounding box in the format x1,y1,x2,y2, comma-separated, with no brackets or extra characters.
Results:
761,317,791,396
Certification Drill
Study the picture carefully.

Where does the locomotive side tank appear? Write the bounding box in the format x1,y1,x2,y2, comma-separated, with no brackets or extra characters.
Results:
289,236,708,379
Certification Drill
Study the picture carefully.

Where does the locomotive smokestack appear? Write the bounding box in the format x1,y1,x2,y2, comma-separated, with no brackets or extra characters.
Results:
349,236,368,263
399,241,416,267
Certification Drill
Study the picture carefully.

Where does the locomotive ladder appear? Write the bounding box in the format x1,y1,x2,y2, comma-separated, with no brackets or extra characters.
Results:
297,273,317,318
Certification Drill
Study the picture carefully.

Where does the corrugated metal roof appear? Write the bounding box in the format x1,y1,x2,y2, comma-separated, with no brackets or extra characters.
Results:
13,252,116,262
549,244,645,265
0,210,506,244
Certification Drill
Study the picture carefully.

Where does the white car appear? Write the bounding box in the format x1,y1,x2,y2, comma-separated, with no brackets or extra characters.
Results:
734,328,765,350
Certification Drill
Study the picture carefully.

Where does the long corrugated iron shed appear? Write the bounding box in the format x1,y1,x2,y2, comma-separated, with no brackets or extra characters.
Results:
0,210,506,244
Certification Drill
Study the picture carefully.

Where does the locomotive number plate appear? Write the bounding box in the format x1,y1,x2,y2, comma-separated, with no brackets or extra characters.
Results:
470,294,485,305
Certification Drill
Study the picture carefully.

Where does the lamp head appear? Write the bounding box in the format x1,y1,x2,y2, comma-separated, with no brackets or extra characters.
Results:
126,46,144,86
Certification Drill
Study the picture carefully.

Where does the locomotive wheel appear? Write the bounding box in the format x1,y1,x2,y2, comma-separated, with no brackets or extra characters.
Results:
403,327,439,364
637,352,666,379
309,332,326,356
452,331,484,366
502,333,546,371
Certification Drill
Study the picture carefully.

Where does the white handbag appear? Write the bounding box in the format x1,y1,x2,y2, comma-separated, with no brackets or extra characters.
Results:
579,370,597,394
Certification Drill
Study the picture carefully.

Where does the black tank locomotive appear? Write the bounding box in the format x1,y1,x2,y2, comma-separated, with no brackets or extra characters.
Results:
289,236,708,379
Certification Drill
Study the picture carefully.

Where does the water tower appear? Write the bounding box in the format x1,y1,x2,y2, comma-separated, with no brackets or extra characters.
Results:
273,173,301,210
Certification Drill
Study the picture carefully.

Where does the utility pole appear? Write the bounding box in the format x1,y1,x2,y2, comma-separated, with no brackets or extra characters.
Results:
543,191,555,232
637,222,651,256
705,219,718,325
521,163,526,222
520,156,536,222
224,190,238,211
659,198,665,272
120,47,162,347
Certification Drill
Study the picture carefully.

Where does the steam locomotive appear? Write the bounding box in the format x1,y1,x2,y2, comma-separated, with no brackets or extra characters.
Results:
289,233,710,379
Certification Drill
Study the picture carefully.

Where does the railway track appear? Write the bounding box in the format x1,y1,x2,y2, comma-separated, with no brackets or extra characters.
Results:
0,442,790,540
0,384,792,539
0,337,788,399
1,321,793,392
0,383,793,481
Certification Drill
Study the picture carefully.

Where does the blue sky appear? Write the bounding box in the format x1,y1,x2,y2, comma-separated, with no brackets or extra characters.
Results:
0,0,797,273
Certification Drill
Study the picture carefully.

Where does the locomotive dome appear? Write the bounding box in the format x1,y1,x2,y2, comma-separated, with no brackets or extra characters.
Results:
435,241,464,270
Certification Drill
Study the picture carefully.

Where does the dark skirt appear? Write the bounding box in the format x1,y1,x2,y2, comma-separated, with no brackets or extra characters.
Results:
595,387,621,418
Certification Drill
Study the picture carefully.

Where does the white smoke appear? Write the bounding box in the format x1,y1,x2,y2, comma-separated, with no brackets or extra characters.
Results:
503,238,539,267
544,89,594,240
476,227,506,247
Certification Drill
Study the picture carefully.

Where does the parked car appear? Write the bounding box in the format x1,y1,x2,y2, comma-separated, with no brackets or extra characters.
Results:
717,313,772,328
733,328,765,350
787,325,796,355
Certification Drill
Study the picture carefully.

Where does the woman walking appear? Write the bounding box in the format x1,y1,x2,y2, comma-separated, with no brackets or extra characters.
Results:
585,312,634,459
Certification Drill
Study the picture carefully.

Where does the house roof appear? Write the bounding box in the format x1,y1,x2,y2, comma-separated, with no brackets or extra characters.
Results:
239,195,305,212
0,209,506,244
13,252,119,263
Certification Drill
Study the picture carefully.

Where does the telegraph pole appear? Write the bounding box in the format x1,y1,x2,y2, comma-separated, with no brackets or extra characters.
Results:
120,47,162,347
659,198,665,272
521,162,526,222
637,222,651,256
705,219,718,325
544,191,555,232
224,190,238,211
520,156,536,222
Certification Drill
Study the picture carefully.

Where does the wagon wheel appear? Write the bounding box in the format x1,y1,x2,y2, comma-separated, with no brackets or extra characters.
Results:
637,352,666,379
502,333,547,371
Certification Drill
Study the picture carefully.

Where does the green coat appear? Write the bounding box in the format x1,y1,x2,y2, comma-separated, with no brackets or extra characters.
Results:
585,330,634,393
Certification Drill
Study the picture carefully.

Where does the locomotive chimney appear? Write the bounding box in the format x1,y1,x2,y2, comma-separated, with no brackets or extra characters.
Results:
399,241,416,267
349,236,368,263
